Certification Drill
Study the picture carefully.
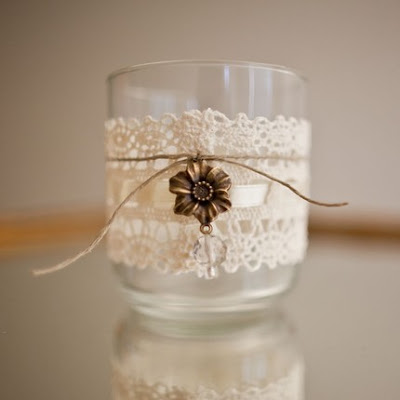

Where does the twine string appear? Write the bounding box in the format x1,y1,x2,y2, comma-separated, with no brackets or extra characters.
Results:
33,159,187,276
33,153,347,276
107,153,307,163
213,158,347,207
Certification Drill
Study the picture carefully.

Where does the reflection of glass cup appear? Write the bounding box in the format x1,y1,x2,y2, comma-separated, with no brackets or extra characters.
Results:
112,311,304,399
106,61,309,316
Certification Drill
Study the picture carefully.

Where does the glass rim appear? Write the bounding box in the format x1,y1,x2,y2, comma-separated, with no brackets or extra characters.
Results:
107,59,307,83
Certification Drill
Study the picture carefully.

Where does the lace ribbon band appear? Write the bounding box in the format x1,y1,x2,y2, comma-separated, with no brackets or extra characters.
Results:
33,110,347,277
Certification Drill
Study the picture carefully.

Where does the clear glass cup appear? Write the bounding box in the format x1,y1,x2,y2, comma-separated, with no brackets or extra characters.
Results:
106,60,309,318
112,310,304,399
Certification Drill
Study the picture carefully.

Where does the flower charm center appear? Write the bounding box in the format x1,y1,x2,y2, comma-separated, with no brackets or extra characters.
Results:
192,181,214,201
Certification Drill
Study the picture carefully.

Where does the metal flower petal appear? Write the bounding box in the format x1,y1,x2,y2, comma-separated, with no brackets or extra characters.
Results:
186,159,212,183
169,171,192,195
206,167,232,192
193,200,219,224
174,194,199,215
212,193,232,213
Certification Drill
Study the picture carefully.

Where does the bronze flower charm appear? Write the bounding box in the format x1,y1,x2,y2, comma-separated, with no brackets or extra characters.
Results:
169,159,232,227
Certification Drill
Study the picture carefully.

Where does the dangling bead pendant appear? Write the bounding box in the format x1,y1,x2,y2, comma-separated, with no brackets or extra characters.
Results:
193,223,227,279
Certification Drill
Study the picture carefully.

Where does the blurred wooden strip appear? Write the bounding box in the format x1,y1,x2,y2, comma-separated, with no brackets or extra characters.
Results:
0,209,105,254
0,209,399,254
309,213,400,241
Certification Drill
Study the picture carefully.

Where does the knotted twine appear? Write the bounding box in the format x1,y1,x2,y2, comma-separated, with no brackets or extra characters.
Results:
33,153,347,276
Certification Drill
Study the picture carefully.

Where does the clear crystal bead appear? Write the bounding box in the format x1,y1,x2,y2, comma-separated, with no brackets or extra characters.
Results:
193,235,227,279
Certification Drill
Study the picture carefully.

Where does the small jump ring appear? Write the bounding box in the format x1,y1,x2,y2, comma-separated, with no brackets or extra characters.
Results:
200,223,213,235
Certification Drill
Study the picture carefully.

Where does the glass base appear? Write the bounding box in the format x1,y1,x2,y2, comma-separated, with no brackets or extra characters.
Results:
113,263,300,320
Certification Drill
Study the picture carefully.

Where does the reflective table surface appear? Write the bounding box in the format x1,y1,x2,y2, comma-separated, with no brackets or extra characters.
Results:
1,236,399,399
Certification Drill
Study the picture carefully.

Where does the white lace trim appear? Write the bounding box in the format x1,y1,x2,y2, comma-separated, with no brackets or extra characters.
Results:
112,363,304,400
105,109,311,275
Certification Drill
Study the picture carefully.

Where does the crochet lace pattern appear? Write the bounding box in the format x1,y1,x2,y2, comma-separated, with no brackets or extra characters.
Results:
105,109,311,275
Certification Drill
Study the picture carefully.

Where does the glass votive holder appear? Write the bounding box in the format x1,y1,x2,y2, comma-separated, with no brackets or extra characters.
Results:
106,60,309,317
